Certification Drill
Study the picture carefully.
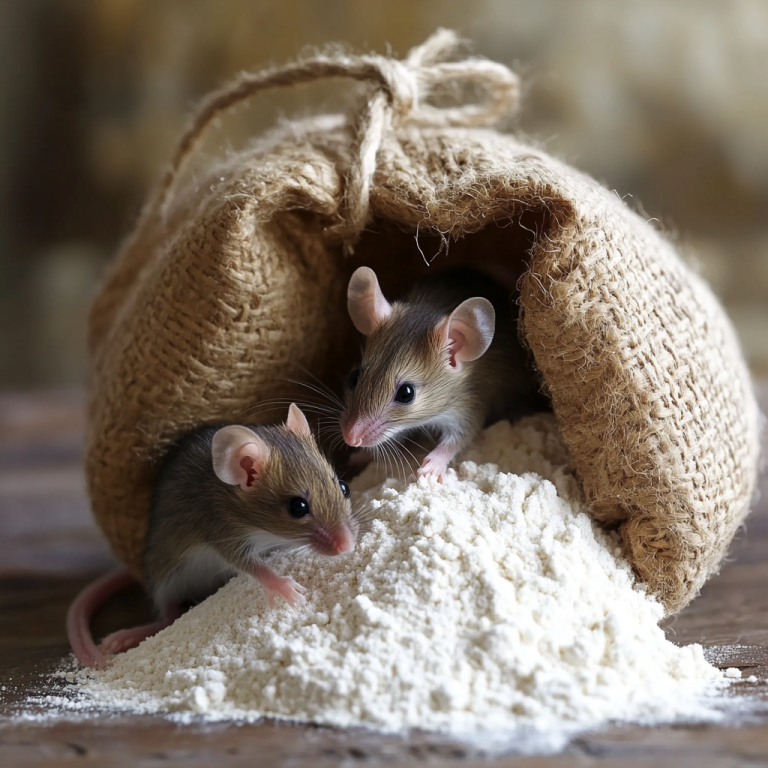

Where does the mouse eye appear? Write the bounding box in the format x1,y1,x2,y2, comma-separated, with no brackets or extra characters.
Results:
287,497,310,519
338,479,350,498
348,368,361,390
394,383,415,404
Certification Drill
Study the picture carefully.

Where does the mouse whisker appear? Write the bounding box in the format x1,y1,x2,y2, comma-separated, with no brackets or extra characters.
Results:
351,500,376,532
390,437,419,472
292,383,344,410
279,541,319,563
284,378,346,410
254,538,312,562
380,442,395,477
237,396,324,411
315,426,346,453
315,427,345,445
369,443,383,474
287,364,346,403
383,439,404,479
281,397,342,417
286,537,314,550
290,405,342,419
241,398,338,416
394,440,421,464
236,400,294,419
297,399,343,418
315,415,342,426
315,420,346,436
313,431,336,446
324,424,346,441
236,399,317,420
401,432,429,453
320,434,343,453
374,443,390,478
394,441,410,479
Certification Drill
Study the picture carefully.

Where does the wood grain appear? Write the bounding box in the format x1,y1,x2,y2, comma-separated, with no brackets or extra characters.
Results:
1,386,767,767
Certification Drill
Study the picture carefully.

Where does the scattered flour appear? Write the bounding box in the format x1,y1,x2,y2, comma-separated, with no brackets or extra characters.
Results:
66,416,724,737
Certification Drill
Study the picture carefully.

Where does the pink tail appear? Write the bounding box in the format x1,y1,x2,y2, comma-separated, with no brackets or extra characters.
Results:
66,568,137,669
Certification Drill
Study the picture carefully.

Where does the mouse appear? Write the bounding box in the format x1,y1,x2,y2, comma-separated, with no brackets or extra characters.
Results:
340,266,549,481
68,403,365,669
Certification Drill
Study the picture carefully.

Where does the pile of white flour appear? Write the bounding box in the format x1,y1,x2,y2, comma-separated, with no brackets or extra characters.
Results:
67,416,726,737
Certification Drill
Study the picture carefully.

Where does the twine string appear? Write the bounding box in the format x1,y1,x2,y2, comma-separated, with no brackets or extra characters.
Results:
151,29,520,248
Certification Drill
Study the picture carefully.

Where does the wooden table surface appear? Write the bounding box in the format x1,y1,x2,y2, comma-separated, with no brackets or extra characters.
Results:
1,387,768,768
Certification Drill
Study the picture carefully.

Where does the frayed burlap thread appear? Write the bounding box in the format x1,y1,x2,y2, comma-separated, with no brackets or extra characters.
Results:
86,31,760,614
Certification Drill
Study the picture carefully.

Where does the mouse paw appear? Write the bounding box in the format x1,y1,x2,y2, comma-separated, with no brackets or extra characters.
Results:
417,443,459,484
417,458,448,483
252,564,306,608
266,576,306,608
416,461,447,483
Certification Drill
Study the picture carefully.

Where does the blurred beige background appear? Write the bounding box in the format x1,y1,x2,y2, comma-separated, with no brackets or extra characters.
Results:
1,0,767,389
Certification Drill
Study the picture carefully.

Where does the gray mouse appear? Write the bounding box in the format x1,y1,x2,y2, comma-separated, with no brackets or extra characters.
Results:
68,403,364,668
340,266,549,480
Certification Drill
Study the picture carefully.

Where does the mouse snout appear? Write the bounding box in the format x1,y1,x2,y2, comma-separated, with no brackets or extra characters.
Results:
332,523,357,554
311,522,357,556
340,410,362,447
342,415,385,448
343,424,363,448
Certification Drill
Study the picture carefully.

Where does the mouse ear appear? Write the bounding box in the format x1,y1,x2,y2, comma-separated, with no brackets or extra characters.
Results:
347,267,393,336
438,297,496,372
212,426,271,492
285,403,311,437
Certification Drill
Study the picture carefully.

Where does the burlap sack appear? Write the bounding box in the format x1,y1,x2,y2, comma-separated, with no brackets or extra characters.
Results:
86,30,760,614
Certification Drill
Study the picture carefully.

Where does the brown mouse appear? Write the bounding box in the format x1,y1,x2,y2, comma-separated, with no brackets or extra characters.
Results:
340,266,549,480
68,404,364,668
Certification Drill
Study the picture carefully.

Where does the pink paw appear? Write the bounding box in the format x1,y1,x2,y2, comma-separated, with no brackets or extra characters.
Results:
264,575,307,608
252,563,307,608
417,458,449,483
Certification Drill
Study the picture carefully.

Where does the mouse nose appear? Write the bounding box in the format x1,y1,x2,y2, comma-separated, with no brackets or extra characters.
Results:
332,524,356,554
311,523,356,556
343,423,363,448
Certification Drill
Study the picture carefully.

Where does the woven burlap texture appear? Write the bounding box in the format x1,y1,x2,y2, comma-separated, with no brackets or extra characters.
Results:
86,31,760,614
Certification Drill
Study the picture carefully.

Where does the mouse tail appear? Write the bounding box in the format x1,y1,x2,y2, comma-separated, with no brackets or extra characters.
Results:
66,568,138,669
